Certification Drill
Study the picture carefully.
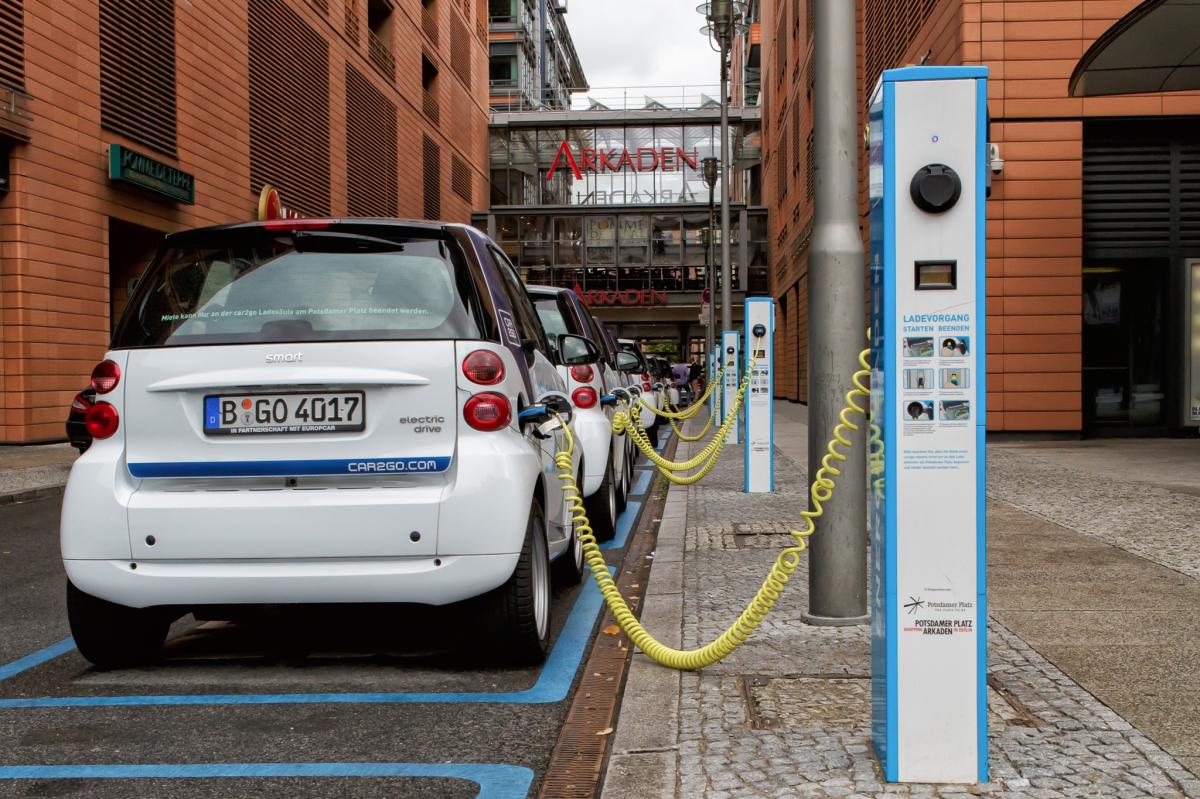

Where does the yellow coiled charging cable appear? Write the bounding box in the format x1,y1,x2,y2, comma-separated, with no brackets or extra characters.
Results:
554,345,872,670
613,345,757,486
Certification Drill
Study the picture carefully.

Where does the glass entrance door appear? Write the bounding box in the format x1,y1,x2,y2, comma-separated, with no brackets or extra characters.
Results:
1082,262,1167,431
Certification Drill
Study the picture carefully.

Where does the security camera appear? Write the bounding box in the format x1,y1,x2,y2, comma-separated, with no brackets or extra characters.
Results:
988,143,1004,175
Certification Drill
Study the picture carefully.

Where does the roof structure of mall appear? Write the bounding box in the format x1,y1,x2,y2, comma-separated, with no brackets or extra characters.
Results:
1069,0,1200,96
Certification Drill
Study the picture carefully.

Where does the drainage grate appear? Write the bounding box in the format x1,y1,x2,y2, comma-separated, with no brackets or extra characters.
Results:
539,464,668,798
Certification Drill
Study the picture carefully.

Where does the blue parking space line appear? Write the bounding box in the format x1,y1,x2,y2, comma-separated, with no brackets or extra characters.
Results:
0,763,534,799
630,470,652,497
0,638,75,682
0,551,630,708
599,500,640,551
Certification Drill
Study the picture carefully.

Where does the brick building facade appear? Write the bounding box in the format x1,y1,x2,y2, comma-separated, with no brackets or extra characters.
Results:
0,0,490,443
763,0,1200,434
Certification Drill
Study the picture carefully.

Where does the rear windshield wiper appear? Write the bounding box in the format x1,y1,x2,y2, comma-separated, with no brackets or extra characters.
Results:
291,231,408,253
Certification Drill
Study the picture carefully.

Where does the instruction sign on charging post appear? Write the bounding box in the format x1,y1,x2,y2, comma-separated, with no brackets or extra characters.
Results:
868,66,988,784
744,298,774,492
721,330,741,445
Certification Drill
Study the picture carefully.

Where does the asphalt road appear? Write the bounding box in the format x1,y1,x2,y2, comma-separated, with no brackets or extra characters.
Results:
0,462,658,799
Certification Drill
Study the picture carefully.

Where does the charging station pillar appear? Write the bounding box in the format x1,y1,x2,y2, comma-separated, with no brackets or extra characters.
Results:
868,66,988,784
744,298,774,492
711,344,721,419
721,330,740,445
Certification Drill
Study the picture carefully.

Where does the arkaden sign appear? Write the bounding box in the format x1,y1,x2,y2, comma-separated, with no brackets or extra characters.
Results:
547,141,700,181
574,285,667,307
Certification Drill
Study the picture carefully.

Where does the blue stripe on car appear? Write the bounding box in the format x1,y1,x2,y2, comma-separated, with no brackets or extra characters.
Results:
128,457,453,479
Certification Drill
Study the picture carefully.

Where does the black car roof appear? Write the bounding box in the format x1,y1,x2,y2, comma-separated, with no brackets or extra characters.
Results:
164,218,470,246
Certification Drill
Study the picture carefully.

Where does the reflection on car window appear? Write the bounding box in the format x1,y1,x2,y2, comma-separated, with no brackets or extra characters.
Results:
114,235,481,347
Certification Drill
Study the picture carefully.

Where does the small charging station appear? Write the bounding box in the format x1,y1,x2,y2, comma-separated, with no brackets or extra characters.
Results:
868,66,988,784
744,298,774,492
721,330,741,445
710,345,721,419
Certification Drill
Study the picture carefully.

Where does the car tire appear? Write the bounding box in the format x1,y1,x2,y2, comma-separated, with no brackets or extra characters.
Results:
615,450,629,514
552,519,586,588
646,423,659,449
586,460,619,542
482,499,551,665
66,581,173,670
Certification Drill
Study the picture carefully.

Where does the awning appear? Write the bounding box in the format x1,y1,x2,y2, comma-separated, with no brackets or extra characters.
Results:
1068,0,1200,96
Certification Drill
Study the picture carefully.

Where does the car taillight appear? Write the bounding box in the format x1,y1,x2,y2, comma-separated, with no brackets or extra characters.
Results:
84,402,120,439
462,350,505,385
70,393,92,413
570,364,594,383
641,372,650,382
572,387,598,409
463,392,512,432
642,382,652,391
90,360,121,394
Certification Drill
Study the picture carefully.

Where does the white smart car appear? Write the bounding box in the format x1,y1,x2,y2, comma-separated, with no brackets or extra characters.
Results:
528,287,633,540
62,219,593,668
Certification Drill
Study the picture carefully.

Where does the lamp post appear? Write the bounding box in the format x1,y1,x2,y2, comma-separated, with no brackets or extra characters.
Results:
702,155,719,382
698,1,746,334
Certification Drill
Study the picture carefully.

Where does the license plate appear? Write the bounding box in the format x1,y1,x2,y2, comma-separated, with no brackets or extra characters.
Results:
203,392,366,436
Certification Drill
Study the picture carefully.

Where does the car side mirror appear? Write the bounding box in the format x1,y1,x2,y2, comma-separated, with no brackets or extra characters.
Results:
557,334,600,366
616,351,641,373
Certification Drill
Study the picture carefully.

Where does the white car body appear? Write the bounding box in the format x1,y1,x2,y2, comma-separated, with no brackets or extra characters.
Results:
62,224,577,612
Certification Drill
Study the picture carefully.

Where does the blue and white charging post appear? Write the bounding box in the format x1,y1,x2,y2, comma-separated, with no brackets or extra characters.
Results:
868,66,988,784
721,330,741,445
744,298,774,492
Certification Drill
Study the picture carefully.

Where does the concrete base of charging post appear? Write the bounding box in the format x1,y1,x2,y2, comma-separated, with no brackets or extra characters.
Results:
721,331,740,445
743,298,774,493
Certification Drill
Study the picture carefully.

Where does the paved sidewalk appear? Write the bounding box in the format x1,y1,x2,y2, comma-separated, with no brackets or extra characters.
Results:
603,402,1200,798
0,443,76,504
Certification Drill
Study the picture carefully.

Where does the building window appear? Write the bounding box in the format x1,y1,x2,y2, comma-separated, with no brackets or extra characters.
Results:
422,54,440,123
366,0,395,78
346,66,397,217
249,0,331,215
450,13,471,85
488,0,514,23
99,0,177,157
451,153,472,204
421,0,439,44
0,0,24,90
422,134,441,220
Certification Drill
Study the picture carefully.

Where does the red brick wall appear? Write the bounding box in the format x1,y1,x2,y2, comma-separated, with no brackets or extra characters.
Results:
762,0,1200,432
0,0,490,442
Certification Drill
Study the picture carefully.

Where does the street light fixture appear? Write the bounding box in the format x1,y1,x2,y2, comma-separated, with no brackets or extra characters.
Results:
701,156,719,384
697,1,746,337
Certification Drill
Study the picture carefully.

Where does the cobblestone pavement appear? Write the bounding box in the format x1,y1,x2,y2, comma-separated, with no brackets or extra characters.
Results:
987,448,1200,582
668,441,1200,798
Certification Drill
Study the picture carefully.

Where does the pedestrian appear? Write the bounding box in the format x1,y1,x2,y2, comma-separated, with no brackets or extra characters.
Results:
689,358,702,397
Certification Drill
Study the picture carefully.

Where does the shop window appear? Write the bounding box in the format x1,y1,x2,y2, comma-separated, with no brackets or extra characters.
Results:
520,215,551,269
554,217,583,266
100,0,177,156
617,216,650,290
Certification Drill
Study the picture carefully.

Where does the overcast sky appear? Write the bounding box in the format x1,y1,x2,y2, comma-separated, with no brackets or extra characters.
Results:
565,1,722,105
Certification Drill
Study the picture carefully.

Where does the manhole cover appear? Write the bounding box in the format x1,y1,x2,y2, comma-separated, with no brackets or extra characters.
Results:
741,674,870,730
741,674,1042,731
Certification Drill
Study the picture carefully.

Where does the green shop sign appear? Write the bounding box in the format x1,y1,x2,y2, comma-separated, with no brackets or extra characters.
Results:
108,144,195,204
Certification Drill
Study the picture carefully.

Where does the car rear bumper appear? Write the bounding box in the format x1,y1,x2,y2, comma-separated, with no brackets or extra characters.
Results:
63,553,520,608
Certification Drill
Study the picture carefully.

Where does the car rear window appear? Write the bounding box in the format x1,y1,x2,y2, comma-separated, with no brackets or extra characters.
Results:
113,228,482,348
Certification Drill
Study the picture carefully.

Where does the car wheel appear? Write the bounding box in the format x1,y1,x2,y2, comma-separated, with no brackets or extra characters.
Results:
482,499,551,664
552,518,585,588
615,450,629,513
586,460,619,542
646,423,659,449
622,452,634,501
66,581,173,669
